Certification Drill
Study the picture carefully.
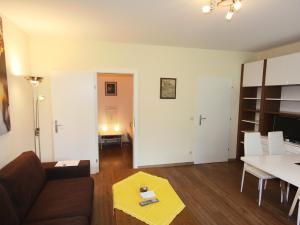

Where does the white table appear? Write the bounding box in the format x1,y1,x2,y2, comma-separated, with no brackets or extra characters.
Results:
241,155,300,217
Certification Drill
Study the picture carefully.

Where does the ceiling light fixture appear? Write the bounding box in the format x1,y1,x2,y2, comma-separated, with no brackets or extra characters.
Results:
226,6,234,20
202,4,212,13
202,0,242,21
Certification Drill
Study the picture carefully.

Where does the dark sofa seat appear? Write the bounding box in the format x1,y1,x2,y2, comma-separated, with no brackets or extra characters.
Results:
25,177,93,222
0,151,93,225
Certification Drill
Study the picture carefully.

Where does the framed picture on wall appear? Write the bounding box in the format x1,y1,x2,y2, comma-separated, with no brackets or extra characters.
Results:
160,78,177,99
105,82,117,96
0,17,11,136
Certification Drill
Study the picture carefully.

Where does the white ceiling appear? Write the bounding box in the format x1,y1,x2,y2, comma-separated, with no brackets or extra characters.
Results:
0,0,300,51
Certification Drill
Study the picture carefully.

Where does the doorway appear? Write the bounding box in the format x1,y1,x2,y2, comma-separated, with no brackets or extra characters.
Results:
97,73,134,171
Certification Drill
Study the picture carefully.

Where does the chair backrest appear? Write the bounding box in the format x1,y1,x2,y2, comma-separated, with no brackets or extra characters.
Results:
244,132,263,156
268,131,286,155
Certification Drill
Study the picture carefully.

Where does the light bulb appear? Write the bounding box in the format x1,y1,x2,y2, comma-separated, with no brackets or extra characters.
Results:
233,0,242,11
114,124,120,132
38,95,45,101
30,80,40,86
226,10,234,20
102,124,108,132
202,5,211,13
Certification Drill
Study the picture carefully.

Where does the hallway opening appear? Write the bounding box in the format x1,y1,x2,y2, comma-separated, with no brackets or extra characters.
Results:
97,73,134,170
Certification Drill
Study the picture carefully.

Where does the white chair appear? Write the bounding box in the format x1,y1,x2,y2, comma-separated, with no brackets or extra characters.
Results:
240,132,276,206
268,131,290,202
268,131,286,155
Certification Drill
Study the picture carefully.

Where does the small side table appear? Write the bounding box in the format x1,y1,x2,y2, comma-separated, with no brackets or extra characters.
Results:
100,134,122,150
99,131,123,150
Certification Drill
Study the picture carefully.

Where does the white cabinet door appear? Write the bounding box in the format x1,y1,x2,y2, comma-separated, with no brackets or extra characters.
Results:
266,52,300,86
243,61,264,87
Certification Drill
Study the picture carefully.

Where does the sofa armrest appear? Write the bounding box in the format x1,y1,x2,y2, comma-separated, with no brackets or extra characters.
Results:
42,160,90,180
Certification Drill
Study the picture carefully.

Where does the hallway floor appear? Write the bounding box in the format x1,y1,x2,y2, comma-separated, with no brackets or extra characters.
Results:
99,143,133,171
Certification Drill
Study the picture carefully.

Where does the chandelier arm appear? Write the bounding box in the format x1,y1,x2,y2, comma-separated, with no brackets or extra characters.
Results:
216,0,234,7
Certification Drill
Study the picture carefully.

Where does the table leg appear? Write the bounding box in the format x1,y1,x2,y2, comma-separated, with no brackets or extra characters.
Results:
113,208,117,225
289,188,300,217
280,180,286,204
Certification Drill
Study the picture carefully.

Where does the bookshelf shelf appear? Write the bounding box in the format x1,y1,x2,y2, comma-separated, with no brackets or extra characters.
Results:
264,111,300,118
243,97,261,100
241,130,256,133
243,108,260,113
265,98,300,101
242,120,259,125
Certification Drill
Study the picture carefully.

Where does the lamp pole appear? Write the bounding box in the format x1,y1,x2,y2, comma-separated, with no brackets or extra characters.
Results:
25,76,44,160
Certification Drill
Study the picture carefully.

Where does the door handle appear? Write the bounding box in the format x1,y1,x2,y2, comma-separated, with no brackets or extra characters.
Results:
199,115,207,126
55,120,63,133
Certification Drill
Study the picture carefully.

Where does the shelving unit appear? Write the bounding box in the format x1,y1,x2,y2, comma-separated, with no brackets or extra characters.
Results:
236,56,300,159
236,61,264,157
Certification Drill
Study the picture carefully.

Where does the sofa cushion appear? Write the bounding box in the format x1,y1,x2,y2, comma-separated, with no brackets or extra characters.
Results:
23,216,88,225
25,177,94,222
0,184,19,225
0,151,46,220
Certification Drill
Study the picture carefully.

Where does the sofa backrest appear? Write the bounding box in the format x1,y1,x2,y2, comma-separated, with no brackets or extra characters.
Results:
0,151,46,221
0,184,20,225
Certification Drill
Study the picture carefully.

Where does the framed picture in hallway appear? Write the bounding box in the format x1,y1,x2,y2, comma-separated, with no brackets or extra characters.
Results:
160,78,177,99
105,82,117,96
0,17,11,136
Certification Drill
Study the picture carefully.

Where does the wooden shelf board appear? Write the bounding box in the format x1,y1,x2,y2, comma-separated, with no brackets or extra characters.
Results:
243,108,260,113
243,97,261,100
241,120,259,125
264,111,300,118
265,98,300,101
241,130,256,133
242,86,262,88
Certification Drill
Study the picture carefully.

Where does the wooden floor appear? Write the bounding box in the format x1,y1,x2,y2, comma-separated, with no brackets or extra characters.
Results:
92,145,297,225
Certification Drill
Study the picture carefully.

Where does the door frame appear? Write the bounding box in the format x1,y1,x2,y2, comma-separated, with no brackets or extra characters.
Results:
95,69,139,169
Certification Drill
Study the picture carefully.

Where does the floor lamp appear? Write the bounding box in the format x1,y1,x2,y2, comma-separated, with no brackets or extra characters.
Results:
25,76,44,160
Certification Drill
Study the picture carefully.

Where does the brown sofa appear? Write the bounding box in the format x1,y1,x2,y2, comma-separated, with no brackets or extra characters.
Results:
0,151,94,225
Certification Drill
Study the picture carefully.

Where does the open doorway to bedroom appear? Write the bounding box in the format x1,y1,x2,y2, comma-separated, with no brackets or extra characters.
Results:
97,73,134,171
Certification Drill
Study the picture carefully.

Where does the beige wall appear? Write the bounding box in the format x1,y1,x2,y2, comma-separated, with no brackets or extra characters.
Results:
0,16,33,168
97,73,133,138
29,36,254,166
256,41,300,59
0,12,298,168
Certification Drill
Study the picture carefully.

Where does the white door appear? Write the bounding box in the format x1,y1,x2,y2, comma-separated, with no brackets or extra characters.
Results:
194,76,232,164
51,72,99,173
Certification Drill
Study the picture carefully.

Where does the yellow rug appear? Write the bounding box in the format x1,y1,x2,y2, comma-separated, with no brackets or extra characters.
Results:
113,171,185,225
